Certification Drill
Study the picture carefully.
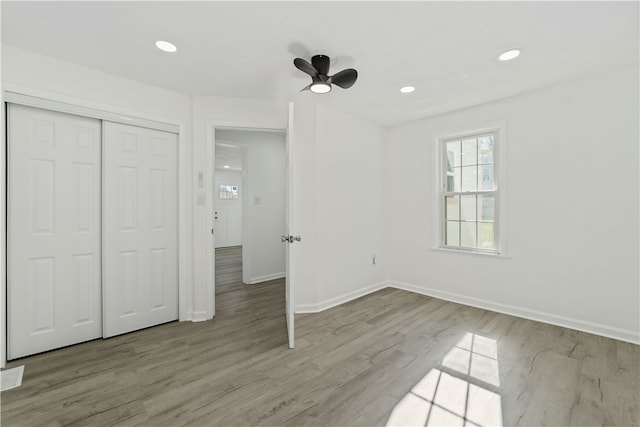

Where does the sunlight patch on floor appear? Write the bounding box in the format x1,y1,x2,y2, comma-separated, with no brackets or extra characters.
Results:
386,333,502,427
442,333,500,387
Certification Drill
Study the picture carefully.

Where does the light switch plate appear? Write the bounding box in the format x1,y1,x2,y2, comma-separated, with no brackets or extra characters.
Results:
196,194,206,205
254,196,262,204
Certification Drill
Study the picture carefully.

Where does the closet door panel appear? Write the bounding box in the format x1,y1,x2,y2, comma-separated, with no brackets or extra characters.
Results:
8,104,102,359
102,122,178,337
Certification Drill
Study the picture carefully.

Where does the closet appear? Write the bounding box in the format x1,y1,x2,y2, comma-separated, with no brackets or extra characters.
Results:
7,104,178,359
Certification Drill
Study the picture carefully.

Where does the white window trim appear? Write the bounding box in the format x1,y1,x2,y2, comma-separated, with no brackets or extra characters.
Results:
433,120,508,257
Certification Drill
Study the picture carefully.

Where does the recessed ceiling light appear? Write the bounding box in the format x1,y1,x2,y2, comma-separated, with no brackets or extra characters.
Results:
498,49,521,61
400,86,415,94
223,165,230,169
156,40,177,53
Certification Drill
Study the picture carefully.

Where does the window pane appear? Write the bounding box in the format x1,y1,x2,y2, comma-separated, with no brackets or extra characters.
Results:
447,167,461,192
460,222,477,247
219,184,239,199
446,141,461,168
478,136,494,164
462,138,477,166
479,164,494,190
478,195,494,221
460,195,476,221
446,221,460,246
446,196,460,220
461,166,477,192
479,222,495,249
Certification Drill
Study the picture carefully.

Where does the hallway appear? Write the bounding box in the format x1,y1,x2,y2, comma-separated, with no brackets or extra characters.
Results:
215,246,243,286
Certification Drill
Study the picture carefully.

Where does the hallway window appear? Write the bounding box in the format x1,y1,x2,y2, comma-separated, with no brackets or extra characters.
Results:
441,131,500,253
219,184,239,199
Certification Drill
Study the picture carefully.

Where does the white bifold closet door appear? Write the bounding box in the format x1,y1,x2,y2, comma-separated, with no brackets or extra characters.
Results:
8,104,103,359
102,122,178,338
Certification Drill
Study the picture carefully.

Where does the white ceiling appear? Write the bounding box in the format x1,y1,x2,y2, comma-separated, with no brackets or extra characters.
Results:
2,1,638,126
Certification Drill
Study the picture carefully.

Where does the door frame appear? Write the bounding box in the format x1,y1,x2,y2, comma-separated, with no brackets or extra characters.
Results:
206,122,288,319
1,83,191,367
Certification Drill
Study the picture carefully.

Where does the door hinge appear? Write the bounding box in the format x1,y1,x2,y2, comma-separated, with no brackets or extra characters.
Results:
281,235,301,243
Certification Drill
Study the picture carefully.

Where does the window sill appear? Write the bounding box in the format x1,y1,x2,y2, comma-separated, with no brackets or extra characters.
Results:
430,247,511,259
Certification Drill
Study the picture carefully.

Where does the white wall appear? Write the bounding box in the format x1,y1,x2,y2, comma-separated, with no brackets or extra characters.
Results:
292,101,387,311
216,130,286,284
290,98,320,308
315,105,386,304
214,168,243,248
2,45,192,120
383,65,640,343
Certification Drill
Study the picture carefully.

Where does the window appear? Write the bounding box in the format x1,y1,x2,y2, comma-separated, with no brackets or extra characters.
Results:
219,184,238,199
441,131,499,253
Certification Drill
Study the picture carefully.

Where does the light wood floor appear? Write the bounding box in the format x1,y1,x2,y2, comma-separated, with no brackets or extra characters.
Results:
1,247,638,426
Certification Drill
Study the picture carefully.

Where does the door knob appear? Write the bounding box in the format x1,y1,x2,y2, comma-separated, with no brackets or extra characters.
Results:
281,235,290,243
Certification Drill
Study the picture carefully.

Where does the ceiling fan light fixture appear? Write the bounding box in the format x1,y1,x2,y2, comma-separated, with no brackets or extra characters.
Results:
498,49,521,61
400,86,415,93
155,40,177,53
310,82,332,94
294,55,357,93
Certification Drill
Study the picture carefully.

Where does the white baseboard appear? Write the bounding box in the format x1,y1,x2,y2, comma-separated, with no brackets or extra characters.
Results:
247,272,285,285
294,279,639,344
295,303,320,313
185,310,211,322
389,281,640,345
295,281,388,313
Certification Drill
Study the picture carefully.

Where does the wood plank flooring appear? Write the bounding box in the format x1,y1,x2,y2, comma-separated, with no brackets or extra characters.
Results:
1,247,638,426
216,246,243,286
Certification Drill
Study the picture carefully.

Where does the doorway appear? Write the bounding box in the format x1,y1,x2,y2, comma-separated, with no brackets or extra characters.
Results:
213,129,286,289
208,104,295,349
214,139,244,289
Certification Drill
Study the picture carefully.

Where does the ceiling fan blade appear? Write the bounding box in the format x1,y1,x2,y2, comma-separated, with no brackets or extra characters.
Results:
294,58,318,77
329,68,358,89
311,55,331,76
299,84,312,92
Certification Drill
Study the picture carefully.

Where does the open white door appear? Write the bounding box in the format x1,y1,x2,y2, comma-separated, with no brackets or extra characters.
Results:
285,103,295,349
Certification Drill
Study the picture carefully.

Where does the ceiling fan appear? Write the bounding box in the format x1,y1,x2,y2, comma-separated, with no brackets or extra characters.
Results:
294,55,358,94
